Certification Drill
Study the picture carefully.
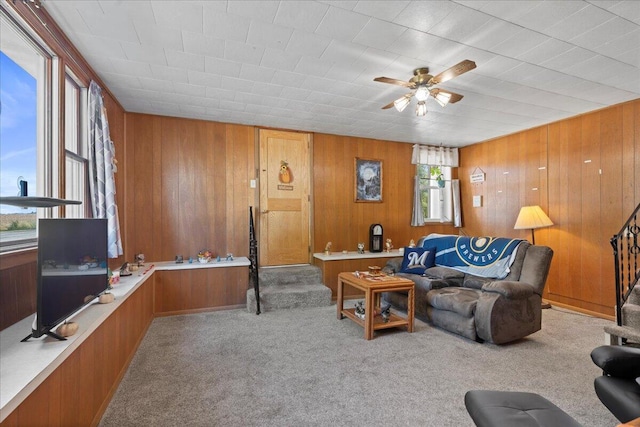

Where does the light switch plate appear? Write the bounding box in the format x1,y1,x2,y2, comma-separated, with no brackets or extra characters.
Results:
473,195,482,207
250,179,256,188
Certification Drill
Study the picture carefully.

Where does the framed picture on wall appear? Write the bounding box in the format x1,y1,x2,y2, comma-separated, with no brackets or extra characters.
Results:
355,158,383,202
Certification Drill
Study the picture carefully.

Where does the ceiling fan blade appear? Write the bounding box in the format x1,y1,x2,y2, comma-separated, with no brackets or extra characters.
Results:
381,93,414,110
381,100,396,109
430,88,464,104
428,60,476,86
373,76,414,88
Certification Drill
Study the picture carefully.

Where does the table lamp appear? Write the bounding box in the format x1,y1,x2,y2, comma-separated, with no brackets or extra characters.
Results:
514,205,553,245
514,205,553,308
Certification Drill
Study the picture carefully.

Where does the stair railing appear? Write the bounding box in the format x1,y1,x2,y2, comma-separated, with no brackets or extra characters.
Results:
249,206,260,315
610,202,640,326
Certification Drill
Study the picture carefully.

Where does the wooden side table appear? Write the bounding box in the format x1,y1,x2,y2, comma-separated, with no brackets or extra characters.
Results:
337,271,415,340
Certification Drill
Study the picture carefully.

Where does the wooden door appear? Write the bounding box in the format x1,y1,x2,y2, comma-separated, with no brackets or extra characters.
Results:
259,130,311,266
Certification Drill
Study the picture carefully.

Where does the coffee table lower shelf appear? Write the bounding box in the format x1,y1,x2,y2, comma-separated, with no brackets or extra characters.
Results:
341,308,410,330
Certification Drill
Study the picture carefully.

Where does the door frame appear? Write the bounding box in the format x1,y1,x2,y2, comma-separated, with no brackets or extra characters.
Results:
256,128,314,266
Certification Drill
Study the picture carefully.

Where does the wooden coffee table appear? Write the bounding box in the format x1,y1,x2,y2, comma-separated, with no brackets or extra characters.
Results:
337,271,415,340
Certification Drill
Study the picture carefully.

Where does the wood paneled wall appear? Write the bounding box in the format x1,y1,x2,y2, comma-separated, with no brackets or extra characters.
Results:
313,133,456,253
121,122,457,265
0,253,37,331
123,114,256,263
154,268,248,315
460,99,640,317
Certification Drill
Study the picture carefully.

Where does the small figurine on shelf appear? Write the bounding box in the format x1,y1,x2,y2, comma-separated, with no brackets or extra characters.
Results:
324,242,332,255
226,253,234,261
108,269,120,287
134,253,145,266
379,303,392,323
385,238,393,253
354,301,365,320
408,239,416,248
357,242,365,254
198,249,212,264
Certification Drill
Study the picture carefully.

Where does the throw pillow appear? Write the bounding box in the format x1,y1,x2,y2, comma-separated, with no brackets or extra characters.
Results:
400,246,436,275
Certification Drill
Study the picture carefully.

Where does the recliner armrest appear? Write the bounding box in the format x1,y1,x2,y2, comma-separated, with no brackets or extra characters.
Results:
481,280,534,299
382,257,403,274
591,345,640,378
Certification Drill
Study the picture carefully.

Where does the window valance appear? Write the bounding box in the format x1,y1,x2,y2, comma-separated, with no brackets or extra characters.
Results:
411,145,459,167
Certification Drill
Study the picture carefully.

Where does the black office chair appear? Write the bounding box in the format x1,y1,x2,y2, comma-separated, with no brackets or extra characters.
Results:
465,345,640,426
591,345,640,423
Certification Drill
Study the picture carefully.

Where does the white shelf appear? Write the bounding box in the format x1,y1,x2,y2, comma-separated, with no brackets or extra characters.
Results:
0,196,81,207
313,250,403,261
153,256,250,270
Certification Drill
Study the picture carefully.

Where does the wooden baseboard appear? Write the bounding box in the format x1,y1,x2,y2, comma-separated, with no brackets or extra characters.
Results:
153,304,246,317
545,300,615,321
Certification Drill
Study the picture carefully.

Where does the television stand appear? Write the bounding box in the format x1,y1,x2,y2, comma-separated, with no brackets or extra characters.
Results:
21,330,67,342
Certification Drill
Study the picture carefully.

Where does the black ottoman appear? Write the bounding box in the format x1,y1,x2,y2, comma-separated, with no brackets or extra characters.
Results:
465,390,582,427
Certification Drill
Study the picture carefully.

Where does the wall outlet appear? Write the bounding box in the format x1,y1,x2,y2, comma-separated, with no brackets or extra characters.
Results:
473,195,482,207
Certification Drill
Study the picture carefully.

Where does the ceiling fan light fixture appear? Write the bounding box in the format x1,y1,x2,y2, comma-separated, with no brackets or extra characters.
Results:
433,91,452,107
416,101,427,116
394,95,411,112
414,86,429,102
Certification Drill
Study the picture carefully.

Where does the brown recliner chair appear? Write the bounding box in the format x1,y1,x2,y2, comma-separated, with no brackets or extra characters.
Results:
426,244,554,344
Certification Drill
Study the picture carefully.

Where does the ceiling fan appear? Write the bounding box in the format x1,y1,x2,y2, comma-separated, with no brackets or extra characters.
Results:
374,60,476,116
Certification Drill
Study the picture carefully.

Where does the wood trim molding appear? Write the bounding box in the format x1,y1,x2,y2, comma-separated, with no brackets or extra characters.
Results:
0,249,37,271
5,0,124,110
153,304,246,318
540,299,615,321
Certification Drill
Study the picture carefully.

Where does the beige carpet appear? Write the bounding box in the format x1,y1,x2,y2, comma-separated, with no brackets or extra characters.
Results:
99,305,618,427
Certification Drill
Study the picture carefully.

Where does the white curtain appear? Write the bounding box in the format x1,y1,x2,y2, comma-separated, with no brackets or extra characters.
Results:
411,144,459,166
452,179,462,227
88,81,123,258
411,176,425,226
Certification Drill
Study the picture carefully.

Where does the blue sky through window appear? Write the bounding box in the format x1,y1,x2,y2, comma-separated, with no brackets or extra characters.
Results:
0,50,37,214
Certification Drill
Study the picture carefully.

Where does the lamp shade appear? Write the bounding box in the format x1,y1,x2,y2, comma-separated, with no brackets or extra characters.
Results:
433,90,451,107
394,95,411,112
514,205,553,230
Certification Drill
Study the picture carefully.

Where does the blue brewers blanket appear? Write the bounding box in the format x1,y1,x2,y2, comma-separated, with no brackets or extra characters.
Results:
423,234,525,279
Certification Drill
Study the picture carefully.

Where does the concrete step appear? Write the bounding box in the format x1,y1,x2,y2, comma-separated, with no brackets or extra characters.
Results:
627,283,640,305
622,302,640,329
605,323,640,345
258,265,323,287
246,265,331,313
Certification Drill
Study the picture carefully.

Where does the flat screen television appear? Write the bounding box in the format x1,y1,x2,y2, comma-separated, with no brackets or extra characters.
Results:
22,218,109,341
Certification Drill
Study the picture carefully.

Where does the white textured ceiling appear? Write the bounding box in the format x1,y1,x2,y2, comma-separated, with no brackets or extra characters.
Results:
44,0,640,147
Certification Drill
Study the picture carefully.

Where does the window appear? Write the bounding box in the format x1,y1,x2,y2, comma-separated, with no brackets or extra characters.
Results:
64,72,89,218
417,164,452,222
0,7,53,252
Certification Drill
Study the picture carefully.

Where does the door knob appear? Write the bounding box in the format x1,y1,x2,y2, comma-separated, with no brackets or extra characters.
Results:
261,210,269,214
